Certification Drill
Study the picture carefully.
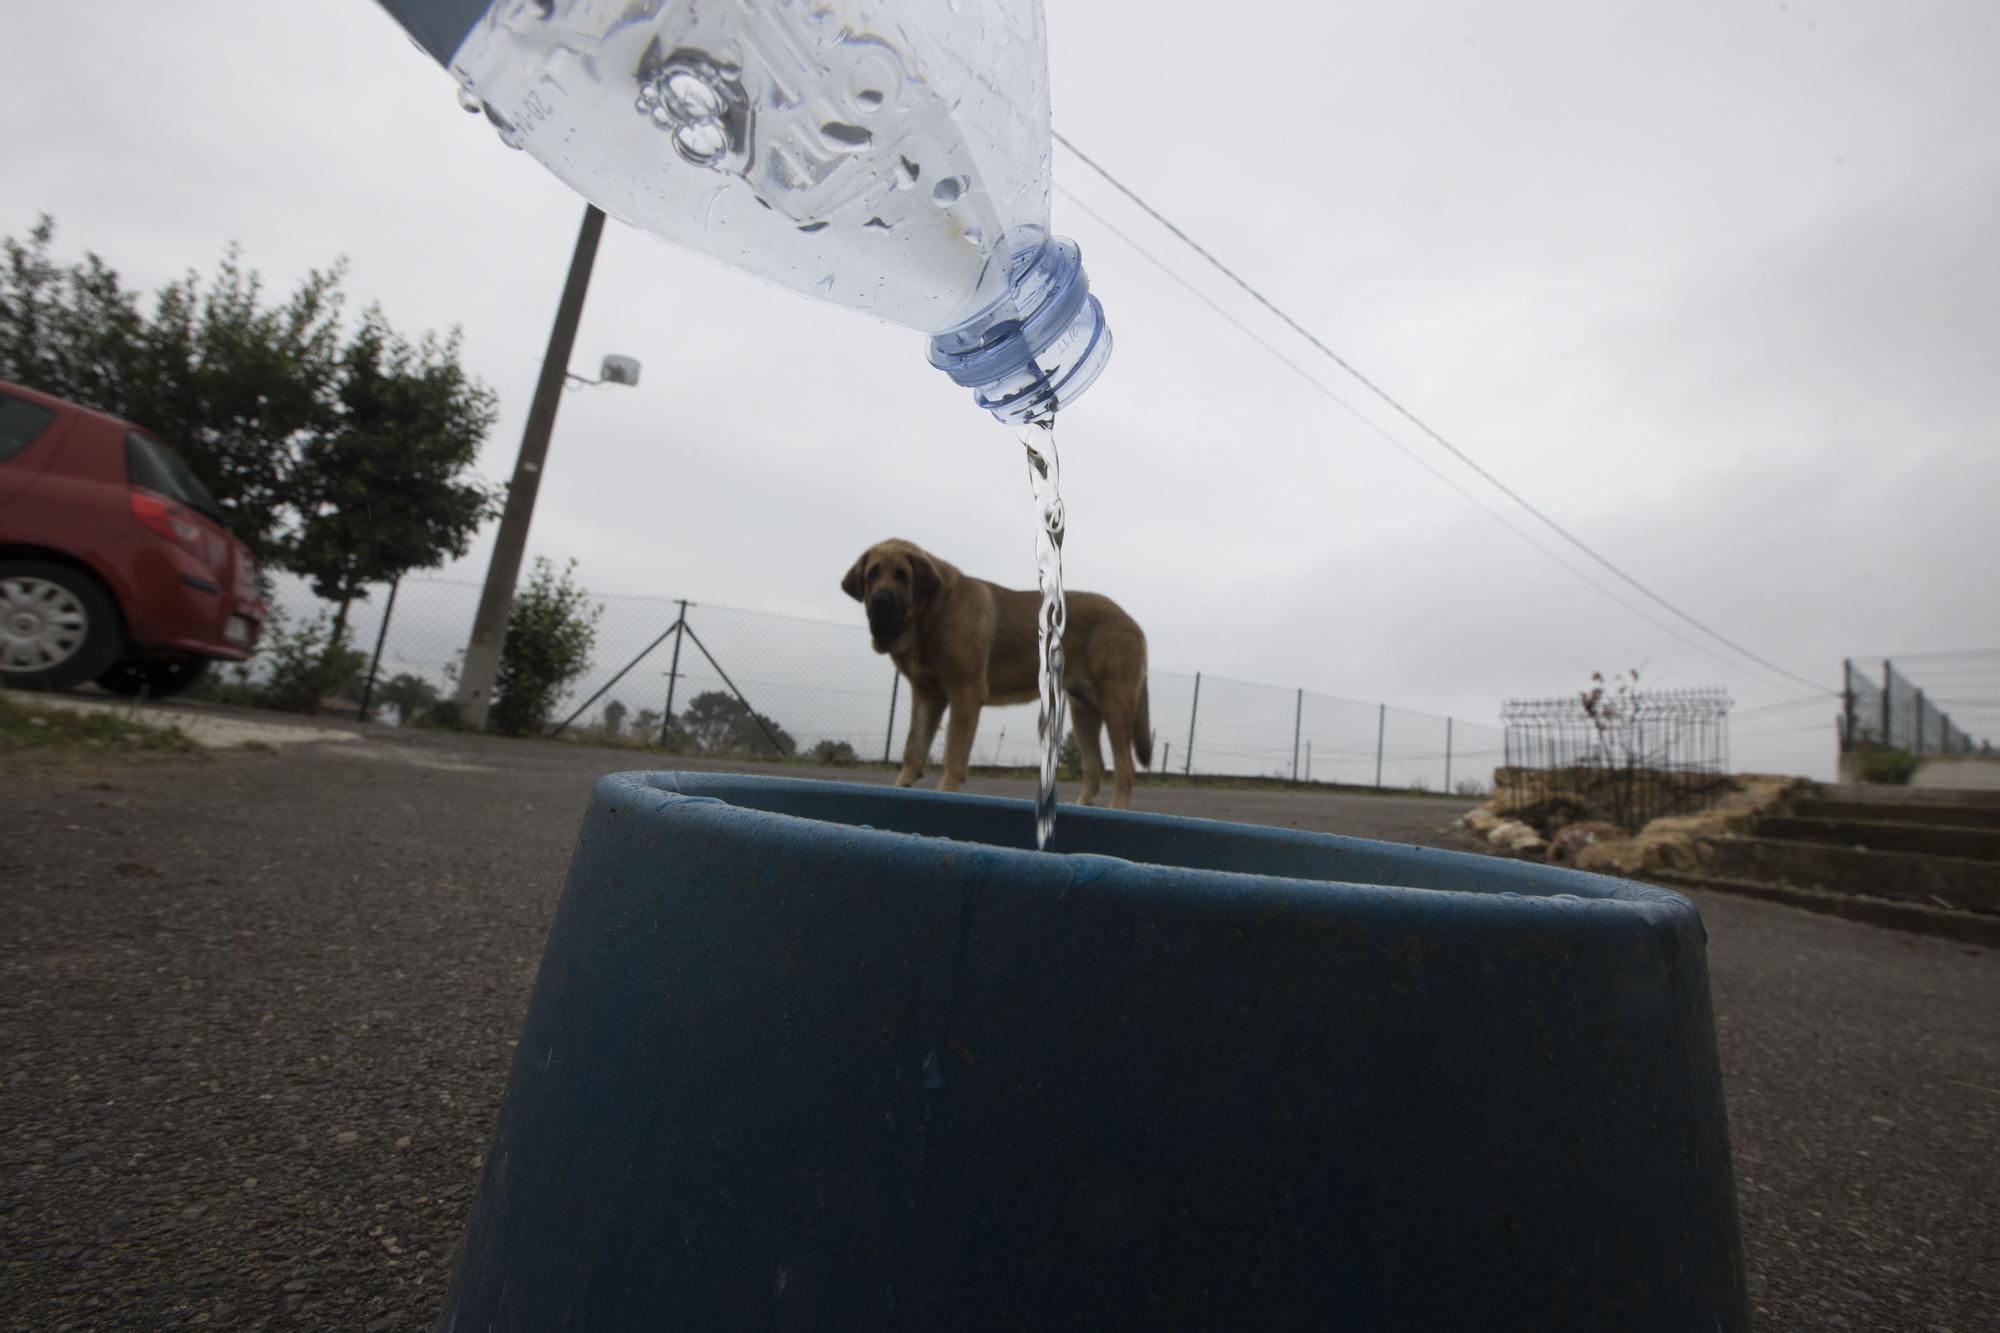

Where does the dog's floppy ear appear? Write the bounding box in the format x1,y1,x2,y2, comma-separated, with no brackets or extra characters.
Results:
910,553,941,602
841,553,869,602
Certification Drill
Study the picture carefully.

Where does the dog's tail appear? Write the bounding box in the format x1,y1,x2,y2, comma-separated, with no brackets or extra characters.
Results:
1134,679,1154,768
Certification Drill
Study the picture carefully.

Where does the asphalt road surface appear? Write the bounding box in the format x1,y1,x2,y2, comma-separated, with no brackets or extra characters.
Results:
2,723,1993,1329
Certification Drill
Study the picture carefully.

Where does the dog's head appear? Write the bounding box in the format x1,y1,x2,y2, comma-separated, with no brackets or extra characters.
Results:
842,540,942,650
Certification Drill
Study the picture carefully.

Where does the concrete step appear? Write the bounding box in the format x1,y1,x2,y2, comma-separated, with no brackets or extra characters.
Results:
1792,798,2000,831
1755,815,2000,862
1818,782,2000,809
1701,838,1999,915
1650,871,2000,949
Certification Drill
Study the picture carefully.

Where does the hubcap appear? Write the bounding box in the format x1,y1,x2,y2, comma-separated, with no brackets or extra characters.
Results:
0,577,88,674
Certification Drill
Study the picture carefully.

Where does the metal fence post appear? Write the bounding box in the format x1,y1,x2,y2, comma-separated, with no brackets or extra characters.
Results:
883,669,900,763
1185,672,1201,775
1374,703,1386,789
551,602,684,738
662,599,689,722
1841,658,1856,751
1305,739,1311,783
1914,690,1926,755
356,576,401,724
1291,688,1303,782
1444,716,1453,794
1880,659,1892,748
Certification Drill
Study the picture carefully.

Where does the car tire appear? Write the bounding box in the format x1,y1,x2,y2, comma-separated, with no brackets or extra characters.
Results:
0,560,125,693
97,652,211,699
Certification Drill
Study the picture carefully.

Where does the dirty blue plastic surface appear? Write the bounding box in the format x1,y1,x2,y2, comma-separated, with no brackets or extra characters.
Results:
439,773,1746,1331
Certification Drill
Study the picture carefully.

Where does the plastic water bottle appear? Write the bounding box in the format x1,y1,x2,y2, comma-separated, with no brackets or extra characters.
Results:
378,0,1111,423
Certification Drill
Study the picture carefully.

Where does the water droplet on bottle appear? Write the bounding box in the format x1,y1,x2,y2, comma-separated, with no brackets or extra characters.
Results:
456,86,483,115
797,220,830,234
931,176,967,205
894,156,921,189
815,275,835,294
855,89,884,110
675,122,730,162
963,226,984,246
921,1050,945,1090
863,217,892,231
664,69,723,122
485,106,525,150
820,121,873,150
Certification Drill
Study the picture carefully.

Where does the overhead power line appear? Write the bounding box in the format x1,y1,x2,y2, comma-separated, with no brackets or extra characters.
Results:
1051,130,1836,698
1052,186,1813,700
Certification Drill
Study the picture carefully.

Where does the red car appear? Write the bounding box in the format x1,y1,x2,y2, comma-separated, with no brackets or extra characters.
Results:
0,379,265,696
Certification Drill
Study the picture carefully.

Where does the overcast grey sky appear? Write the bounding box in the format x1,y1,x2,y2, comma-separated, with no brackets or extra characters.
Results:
6,1,1997,779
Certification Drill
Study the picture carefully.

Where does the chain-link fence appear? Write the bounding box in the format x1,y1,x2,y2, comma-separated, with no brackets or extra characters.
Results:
1841,652,1996,754
258,572,1502,792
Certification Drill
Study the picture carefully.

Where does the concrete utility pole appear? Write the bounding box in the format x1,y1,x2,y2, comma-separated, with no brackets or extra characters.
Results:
454,204,606,729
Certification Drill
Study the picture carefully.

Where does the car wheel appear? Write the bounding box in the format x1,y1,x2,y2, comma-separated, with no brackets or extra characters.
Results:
97,652,211,699
0,561,124,693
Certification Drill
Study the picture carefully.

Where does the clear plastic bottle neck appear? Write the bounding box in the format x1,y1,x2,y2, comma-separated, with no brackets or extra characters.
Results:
927,236,1112,424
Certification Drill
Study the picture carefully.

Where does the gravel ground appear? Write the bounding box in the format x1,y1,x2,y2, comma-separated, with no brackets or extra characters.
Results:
2,724,1994,1330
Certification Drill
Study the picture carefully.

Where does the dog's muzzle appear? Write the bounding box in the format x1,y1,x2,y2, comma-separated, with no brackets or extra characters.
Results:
866,592,904,642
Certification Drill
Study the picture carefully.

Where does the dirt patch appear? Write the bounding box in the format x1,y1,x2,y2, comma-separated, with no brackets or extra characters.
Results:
7,690,358,753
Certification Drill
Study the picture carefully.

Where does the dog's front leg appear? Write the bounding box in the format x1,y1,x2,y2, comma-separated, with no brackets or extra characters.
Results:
937,690,983,792
896,685,945,787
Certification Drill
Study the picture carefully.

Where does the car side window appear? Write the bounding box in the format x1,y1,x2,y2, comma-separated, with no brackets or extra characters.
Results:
125,431,226,521
0,392,58,462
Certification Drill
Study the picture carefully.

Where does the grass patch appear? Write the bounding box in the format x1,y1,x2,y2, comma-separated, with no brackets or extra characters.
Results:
0,691,196,754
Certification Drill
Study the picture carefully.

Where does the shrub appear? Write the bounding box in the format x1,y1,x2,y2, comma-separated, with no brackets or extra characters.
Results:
812,739,860,765
257,611,367,714
490,558,601,737
1853,747,1919,786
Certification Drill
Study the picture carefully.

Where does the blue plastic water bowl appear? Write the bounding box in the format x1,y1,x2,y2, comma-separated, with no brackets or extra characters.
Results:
438,773,1746,1331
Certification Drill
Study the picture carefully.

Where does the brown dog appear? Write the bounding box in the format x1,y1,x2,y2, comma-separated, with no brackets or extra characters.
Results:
843,539,1153,807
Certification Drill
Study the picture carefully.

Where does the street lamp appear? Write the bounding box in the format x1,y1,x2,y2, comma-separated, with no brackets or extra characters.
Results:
566,355,642,389
451,204,637,731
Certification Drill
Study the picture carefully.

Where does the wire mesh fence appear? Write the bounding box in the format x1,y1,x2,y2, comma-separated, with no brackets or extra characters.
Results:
1499,687,1733,831
249,572,1503,793
1841,652,1996,755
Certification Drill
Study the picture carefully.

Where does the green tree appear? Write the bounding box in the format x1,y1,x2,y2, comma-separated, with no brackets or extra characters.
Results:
681,690,796,757
1,217,493,575
0,216,147,411
601,699,629,737
284,308,499,647
631,708,662,745
490,558,601,737
123,248,346,558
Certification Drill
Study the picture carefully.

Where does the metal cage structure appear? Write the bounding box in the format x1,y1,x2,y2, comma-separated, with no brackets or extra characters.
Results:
1500,687,1734,832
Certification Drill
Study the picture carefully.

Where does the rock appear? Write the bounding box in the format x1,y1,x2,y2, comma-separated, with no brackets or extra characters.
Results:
1459,802,1505,835
1547,820,1626,866
335,1131,358,1146
1486,820,1546,856
393,1136,411,1150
